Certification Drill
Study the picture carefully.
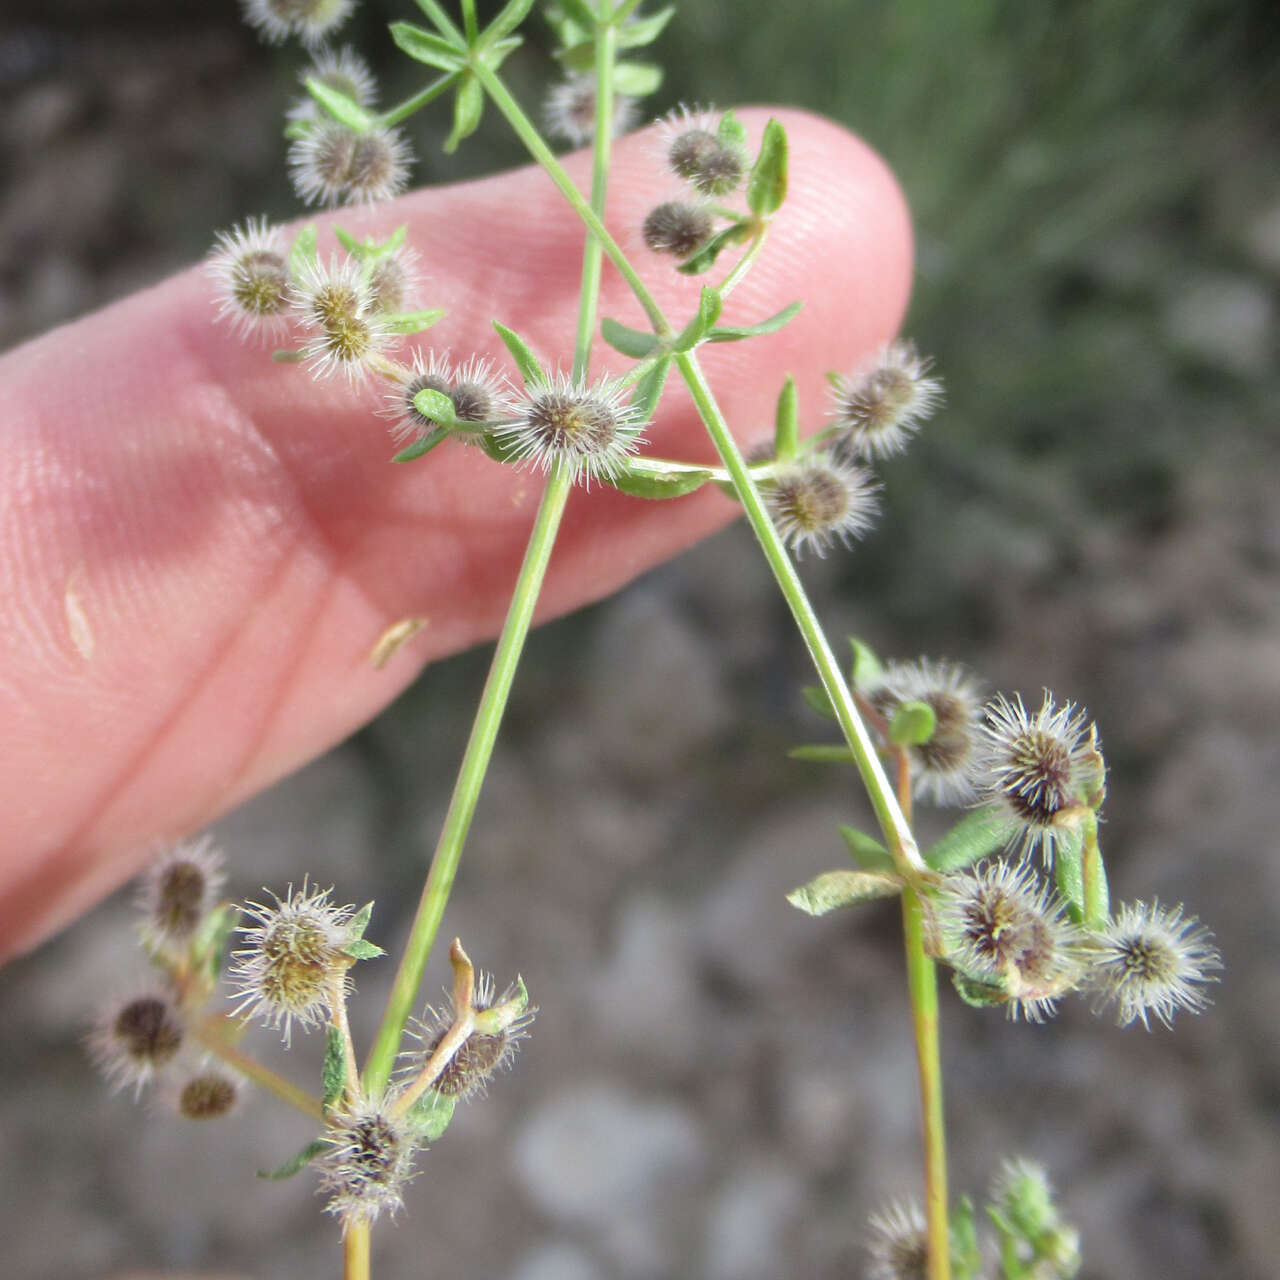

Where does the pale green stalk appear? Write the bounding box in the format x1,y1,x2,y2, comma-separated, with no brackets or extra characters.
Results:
363,17,619,1101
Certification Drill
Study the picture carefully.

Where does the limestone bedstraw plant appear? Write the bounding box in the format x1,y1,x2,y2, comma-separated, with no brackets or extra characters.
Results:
89,2,1220,1277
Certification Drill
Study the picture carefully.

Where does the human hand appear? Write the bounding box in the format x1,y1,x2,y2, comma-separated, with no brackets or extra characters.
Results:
0,108,911,959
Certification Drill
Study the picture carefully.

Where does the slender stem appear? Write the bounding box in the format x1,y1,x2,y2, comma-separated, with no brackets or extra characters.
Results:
716,227,767,299
362,465,573,1095
484,71,920,871
901,887,951,1280
192,1015,324,1121
345,1224,371,1280
673,350,924,875
471,59,670,336
329,975,362,1108
571,19,617,377
380,72,461,129
1080,811,1107,928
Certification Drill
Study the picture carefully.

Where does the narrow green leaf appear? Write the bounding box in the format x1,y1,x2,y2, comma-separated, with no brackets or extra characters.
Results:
889,699,937,747
952,972,1007,1010
629,355,671,423
348,902,374,941
270,349,305,363
258,1137,329,1181
321,1025,347,1110
848,636,883,690
391,23,467,72
393,427,449,463
342,939,386,961
614,5,674,47
1053,827,1086,922
923,807,1016,873
717,109,747,152
801,683,836,720
612,61,662,97
707,300,803,343
406,1089,457,1141
479,430,524,465
601,316,661,359
773,375,799,462
333,226,361,257
413,387,458,428
382,307,447,334
786,868,902,916
950,1197,983,1280
608,463,712,500
193,903,238,985
554,0,599,32
480,35,524,72
445,75,484,153
305,79,371,131
288,224,318,279
410,0,466,44
672,286,723,350
486,0,537,41
838,824,897,874
675,220,750,276
493,321,545,388
746,117,789,218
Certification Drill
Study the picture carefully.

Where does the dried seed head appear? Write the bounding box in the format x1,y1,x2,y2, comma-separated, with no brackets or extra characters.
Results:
228,881,355,1043
497,373,643,485
764,454,880,557
978,693,1100,863
868,659,984,805
241,0,355,47
544,72,639,147
937,860,1083,1021
173,1068,243,1120
642,200,715,258
291,255,393,383
829,340,943,460
365,246,420,315
659,108,747,197
382,351,507,444
865,1200,929,1280
288,45,377,123
1085,900,1221,1029
289,121,411,207
89,991,185,1096
345,127,412,204
319,1098,419,1233
404,972,535,1101
136,836,226,946
208,218,292,341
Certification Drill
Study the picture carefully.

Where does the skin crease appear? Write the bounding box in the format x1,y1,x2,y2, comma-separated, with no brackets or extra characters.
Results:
0,107,913,960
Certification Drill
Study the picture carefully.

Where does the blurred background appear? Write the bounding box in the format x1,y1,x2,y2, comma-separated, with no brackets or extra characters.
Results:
2,1,1278,1276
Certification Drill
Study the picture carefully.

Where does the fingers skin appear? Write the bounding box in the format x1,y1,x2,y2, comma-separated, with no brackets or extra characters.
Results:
0,107,912,957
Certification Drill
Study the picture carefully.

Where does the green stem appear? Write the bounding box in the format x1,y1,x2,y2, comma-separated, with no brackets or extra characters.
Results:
483,66,921,873
673,350,923,875
1080,811,1108,928
362,465,572,1095
571,19,617,376
192,1015,324,1122
471,59,670,336
380,71,461,128
902,887,951,1280
716,226,767,299
345,1224,371,1280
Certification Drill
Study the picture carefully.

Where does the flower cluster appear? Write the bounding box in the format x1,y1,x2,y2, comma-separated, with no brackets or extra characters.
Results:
88,840,244,1117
